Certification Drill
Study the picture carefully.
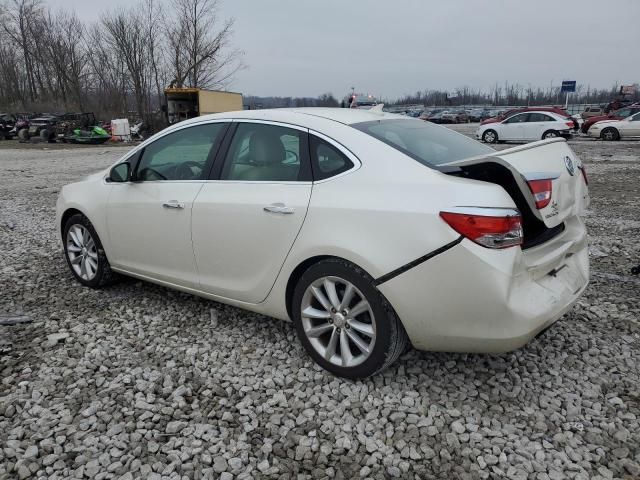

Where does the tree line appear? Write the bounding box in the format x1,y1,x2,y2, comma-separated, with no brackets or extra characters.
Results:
1,0,636,124
0,0,242,127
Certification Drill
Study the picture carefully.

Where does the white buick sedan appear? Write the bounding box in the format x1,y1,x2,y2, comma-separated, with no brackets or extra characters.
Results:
477,111,574,144
57,108,590,378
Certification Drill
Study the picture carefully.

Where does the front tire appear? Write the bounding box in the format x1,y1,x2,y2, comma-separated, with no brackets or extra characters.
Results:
482,129,498,144
601,127,620,141
63,213,117,288
292,259,408,378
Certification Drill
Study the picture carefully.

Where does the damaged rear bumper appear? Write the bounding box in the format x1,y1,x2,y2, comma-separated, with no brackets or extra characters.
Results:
377,217,589,353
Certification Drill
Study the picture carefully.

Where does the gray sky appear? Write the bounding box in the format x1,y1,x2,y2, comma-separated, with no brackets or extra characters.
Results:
56,0,639,98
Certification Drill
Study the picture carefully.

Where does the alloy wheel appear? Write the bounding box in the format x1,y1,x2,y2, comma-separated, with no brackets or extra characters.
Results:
300,276,376,368
483,131,496,143
66,224,98,281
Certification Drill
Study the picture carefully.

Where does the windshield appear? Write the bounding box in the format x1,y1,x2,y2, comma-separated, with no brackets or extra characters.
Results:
354,103,377,108
352,119,494,168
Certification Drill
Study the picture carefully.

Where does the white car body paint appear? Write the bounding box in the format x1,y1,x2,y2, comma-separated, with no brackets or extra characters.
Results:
587,112,640,139
56,108,589,353
477,111,573,143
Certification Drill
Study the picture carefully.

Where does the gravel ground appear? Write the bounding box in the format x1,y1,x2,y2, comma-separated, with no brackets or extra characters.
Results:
1,130,639,480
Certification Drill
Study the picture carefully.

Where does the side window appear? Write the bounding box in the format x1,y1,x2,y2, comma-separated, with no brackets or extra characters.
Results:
221,123,310,182
310,136,355,181
505,113,528,124
528,113,554,122
136,123,225,181
630,113,640,122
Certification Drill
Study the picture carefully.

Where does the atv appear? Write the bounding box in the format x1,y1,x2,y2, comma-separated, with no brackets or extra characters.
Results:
0,113,16,140
64,126,111,144
19,116,59,142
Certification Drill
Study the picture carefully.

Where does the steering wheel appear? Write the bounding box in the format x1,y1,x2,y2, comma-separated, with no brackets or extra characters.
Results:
284,149,299,164
175,160,203,180
138,167,167,181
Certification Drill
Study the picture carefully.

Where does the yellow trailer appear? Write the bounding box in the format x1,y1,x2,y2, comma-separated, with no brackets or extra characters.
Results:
164,88,243,124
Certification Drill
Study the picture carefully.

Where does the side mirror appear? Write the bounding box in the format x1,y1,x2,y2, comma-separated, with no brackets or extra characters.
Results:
108,162,131,183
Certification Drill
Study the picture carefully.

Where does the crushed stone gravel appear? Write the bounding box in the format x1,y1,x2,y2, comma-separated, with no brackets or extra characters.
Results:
1,134,639,479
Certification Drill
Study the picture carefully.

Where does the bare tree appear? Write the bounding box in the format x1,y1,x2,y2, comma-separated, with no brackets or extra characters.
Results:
1,0,43,104
143,0,166,110
83,25,128,118
101,8,154,121
167,0,243,89
35,10,88,109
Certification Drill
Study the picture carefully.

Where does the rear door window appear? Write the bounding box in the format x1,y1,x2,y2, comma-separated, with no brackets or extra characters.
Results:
220,123,311,182
528,113,554,122
504,113,529,123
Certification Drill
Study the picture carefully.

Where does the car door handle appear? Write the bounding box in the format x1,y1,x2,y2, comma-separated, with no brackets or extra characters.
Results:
263,203,294,214
162,201,185,209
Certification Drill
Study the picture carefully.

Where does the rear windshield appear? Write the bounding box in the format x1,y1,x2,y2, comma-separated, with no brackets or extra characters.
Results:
352,119,494,168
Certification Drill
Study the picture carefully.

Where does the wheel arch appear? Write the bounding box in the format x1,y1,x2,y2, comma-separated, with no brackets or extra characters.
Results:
60,207,86,236
601,126,620,140
482,128,498,143
285,255,376,320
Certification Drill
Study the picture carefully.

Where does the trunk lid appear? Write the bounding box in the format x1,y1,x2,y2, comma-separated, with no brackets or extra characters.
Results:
442,138,589,249
443,138,589,228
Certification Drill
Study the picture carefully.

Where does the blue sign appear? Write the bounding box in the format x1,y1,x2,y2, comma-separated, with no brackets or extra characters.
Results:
561,81,576,93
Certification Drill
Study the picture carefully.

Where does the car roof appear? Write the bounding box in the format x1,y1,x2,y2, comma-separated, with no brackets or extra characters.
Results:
507,110,564,118
181,107,404,127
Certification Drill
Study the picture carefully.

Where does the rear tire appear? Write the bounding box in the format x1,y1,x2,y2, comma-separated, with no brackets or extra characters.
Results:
482,129,498,144
542,130,558,140
18,128,29,141
63,213,118,288
292,258,409,378
601,127,620,141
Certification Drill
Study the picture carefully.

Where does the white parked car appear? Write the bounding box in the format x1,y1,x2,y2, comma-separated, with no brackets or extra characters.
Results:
587,112,640,140
56,108,590,378
477,111,574,144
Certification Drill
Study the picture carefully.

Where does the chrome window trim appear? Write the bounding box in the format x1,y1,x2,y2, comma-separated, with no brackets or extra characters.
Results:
200,180,312,186
228,118,309,133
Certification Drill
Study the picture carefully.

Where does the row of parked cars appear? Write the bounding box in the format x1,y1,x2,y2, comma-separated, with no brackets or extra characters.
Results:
473,103,640,143
415,108,498,124
395,101,639,141
0,112,112,144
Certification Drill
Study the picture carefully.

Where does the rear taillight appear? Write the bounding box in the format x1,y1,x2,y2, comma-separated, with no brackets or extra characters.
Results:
565,121,575,128
526,179,553,209
439,209,523,249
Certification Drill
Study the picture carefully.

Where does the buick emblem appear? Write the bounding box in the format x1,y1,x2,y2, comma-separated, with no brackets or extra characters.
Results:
564,156,575,176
